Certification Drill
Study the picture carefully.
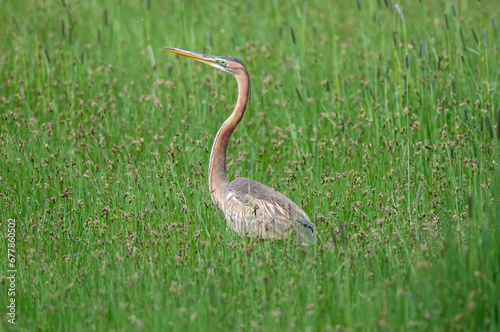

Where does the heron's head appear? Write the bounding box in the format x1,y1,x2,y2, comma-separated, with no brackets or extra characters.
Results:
162,47,247,78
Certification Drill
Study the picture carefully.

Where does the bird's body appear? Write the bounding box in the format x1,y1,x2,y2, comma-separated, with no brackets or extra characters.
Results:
163,47,317,242
224,178,315,242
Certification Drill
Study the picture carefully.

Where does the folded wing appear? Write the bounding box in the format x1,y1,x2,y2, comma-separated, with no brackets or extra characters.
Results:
223,178,315,242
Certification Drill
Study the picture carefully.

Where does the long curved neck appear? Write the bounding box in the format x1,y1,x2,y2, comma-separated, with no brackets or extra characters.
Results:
209,71,249,210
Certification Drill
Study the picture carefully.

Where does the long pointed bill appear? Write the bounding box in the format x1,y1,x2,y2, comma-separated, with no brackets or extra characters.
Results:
162,47,216,67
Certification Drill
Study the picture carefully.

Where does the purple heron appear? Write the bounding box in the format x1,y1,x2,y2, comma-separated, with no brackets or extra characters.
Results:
162,47,317,243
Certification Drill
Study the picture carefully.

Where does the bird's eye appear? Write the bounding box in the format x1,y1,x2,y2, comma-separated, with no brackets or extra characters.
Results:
219,59,227,66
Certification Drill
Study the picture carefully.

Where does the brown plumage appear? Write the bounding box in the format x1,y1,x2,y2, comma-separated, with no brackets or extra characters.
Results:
162,47,317,242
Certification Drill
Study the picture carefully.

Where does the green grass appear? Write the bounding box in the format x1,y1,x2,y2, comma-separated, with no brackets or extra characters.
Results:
1,0,499,330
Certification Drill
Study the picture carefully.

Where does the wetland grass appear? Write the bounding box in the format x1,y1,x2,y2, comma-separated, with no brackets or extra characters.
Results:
0,0,499,331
